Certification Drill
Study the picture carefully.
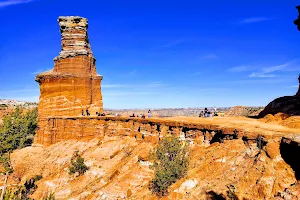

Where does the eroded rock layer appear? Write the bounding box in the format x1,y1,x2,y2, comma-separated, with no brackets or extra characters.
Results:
10,133,300,199
35,16,103,144
34,116,239,146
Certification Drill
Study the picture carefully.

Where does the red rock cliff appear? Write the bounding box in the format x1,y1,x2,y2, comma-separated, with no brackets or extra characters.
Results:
35,16,103,144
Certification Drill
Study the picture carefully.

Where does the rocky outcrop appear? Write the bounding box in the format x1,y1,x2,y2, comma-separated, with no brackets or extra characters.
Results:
258,76,300,118
9,134,300,199
33,116,241,146
35,16,103,144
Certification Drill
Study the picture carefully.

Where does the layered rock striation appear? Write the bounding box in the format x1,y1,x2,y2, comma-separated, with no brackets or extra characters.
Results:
35,16,103,144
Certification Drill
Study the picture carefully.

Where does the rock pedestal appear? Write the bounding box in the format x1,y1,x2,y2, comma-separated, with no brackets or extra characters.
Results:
35,16,103,144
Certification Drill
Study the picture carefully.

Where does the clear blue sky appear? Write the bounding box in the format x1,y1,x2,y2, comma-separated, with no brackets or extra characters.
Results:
0,0,299,109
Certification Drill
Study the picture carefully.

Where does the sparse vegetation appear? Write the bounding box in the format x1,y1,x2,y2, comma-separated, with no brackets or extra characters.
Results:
0,106,37,154
227,184,238,200
123,145,134,157
0,152,13,174
0,106,37,176
149,136,189,196
3,175,42,200
68,151,88,176
42,192,56,200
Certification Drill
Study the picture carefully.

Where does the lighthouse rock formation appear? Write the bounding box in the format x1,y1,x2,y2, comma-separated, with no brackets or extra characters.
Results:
35,16,103,144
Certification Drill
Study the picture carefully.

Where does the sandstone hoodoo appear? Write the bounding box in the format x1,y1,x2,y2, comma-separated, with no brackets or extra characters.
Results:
35,16,103,145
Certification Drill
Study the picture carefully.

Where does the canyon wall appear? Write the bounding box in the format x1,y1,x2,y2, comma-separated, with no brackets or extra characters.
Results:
35,16,103,144
34,116,239,146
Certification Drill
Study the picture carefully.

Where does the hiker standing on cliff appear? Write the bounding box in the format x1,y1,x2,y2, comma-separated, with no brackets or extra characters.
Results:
213,106,218,116
148,109,152,118
199,111,204,117
82,110,85,116
204,108,208,117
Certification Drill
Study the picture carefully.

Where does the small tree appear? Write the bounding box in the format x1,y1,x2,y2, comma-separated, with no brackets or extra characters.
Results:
0,107,37,154
149,136,189,196
68,151,88,176
0,152,13,174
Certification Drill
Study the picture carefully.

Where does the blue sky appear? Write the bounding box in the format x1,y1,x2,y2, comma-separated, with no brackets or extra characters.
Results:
0,0,299,109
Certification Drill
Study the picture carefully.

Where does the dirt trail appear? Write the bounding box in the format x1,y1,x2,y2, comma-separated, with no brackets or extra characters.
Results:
166,116,300,138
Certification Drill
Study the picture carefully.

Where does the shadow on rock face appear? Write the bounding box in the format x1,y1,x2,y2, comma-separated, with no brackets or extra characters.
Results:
280,138,300,180
206,191,226,200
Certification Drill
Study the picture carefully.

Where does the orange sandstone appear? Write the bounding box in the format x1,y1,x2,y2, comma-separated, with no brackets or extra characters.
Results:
35,16,103,145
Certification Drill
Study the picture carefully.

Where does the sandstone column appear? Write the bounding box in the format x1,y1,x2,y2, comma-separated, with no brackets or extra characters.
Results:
35,16,103,145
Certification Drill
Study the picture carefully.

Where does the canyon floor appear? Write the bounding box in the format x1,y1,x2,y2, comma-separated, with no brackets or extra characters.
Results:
3,116,300,200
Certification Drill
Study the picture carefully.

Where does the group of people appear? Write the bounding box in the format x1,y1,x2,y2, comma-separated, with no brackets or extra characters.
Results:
96,112,106,116
81,109,153,118
82,109,90,116
130,109,152,118
81,109,106,116
199,107,218,118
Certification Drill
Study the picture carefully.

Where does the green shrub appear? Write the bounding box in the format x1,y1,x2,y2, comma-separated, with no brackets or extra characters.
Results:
68,151,88,176
0,153,13,174
149,136,189,196
0,106,37,155
227,184,238,200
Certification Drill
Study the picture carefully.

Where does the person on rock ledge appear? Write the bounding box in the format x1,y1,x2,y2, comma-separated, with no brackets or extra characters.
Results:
148,109,152,118
86,109,90,116
199,111,204,117
204,108,208,117
81,110,85,116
